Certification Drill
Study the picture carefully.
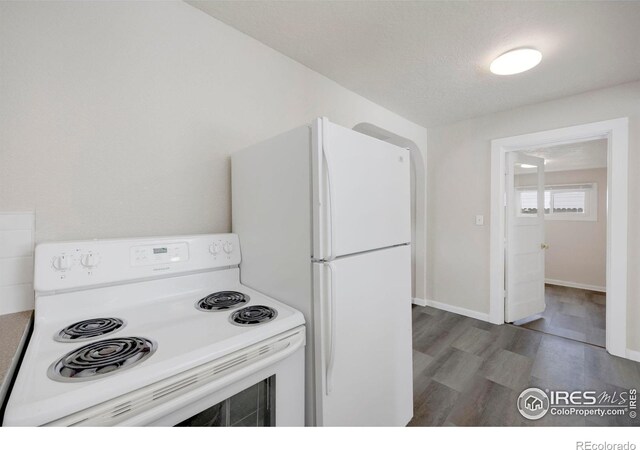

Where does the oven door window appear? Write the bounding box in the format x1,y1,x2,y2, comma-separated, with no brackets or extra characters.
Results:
176,376,275,427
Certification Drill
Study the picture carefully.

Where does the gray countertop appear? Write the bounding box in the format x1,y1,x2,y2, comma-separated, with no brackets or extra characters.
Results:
0,310,33,414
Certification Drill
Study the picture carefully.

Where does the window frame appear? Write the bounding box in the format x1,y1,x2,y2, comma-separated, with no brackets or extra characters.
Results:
515,182,598,221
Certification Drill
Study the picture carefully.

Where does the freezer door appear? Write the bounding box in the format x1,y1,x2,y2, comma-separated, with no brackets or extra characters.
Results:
313,245,413,426
312,118,411,260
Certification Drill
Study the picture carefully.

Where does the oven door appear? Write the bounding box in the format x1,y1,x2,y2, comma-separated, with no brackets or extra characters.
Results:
134,333,305,427
175,375,276,427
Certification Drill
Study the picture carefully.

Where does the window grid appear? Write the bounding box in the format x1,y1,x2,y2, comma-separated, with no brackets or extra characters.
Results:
517,183,596,220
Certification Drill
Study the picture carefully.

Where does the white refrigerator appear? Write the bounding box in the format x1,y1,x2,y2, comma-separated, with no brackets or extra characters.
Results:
232,117,413,426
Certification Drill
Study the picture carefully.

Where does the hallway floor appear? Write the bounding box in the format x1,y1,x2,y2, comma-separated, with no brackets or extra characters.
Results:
409,304,640,426
514,284,606,347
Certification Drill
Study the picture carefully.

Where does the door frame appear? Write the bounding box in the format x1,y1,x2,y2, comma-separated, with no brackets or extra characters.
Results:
489,118,629,359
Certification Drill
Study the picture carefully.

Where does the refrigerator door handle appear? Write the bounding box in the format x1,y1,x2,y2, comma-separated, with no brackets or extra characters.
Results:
322,125,336,261
325,262,336,395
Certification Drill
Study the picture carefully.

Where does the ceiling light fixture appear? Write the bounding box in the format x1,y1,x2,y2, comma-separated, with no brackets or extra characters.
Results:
490,48,542,75
520,161,548,169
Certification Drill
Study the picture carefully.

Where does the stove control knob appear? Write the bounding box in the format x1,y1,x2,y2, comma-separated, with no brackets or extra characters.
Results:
52,255,72,271
81,253,99,268
209,243,221,255
223,242,233,254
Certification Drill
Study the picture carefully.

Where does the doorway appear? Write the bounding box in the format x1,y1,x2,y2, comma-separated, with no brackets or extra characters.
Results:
489,118,629,359
352,122,427,305
510,139,607,347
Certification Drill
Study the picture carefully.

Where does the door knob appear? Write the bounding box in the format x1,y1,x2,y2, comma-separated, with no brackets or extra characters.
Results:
541,243,549,250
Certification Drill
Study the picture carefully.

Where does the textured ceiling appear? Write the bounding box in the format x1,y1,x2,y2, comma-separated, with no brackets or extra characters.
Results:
187,1,640,127
519,139,607,173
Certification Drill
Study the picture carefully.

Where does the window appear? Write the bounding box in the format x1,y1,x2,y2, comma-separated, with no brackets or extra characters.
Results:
516,183,598,221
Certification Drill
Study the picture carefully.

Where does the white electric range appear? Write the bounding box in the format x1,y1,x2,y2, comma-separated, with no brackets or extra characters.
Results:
3,234,305,426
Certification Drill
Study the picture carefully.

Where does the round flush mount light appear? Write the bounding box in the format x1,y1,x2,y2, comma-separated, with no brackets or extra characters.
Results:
490,48,542,75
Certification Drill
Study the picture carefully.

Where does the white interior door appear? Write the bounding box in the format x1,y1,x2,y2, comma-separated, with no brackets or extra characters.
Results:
505,152,546,322
312,118,411,260
312,245,413,426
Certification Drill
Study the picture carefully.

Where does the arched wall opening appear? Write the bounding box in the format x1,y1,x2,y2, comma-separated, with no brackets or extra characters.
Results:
353,123,427,303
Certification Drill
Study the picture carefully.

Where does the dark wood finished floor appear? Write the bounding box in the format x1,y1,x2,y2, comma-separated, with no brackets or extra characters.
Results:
409,305,640,426
514,284,606,348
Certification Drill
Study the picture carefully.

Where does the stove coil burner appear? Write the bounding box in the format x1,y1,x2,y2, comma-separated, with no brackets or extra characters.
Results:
55,317,125,342
230,305,278,326
196,291,249,312
47,337,156,382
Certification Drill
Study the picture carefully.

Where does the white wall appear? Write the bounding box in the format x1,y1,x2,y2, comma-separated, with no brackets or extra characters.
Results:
0,1,428,308
0,213,35,314
427,80,640,351
517,168,607,291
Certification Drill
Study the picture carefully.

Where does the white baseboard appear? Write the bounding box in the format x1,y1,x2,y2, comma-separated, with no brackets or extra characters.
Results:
419,298,490,322
626,349,640,363
545,278,606,293
412,297,427,307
